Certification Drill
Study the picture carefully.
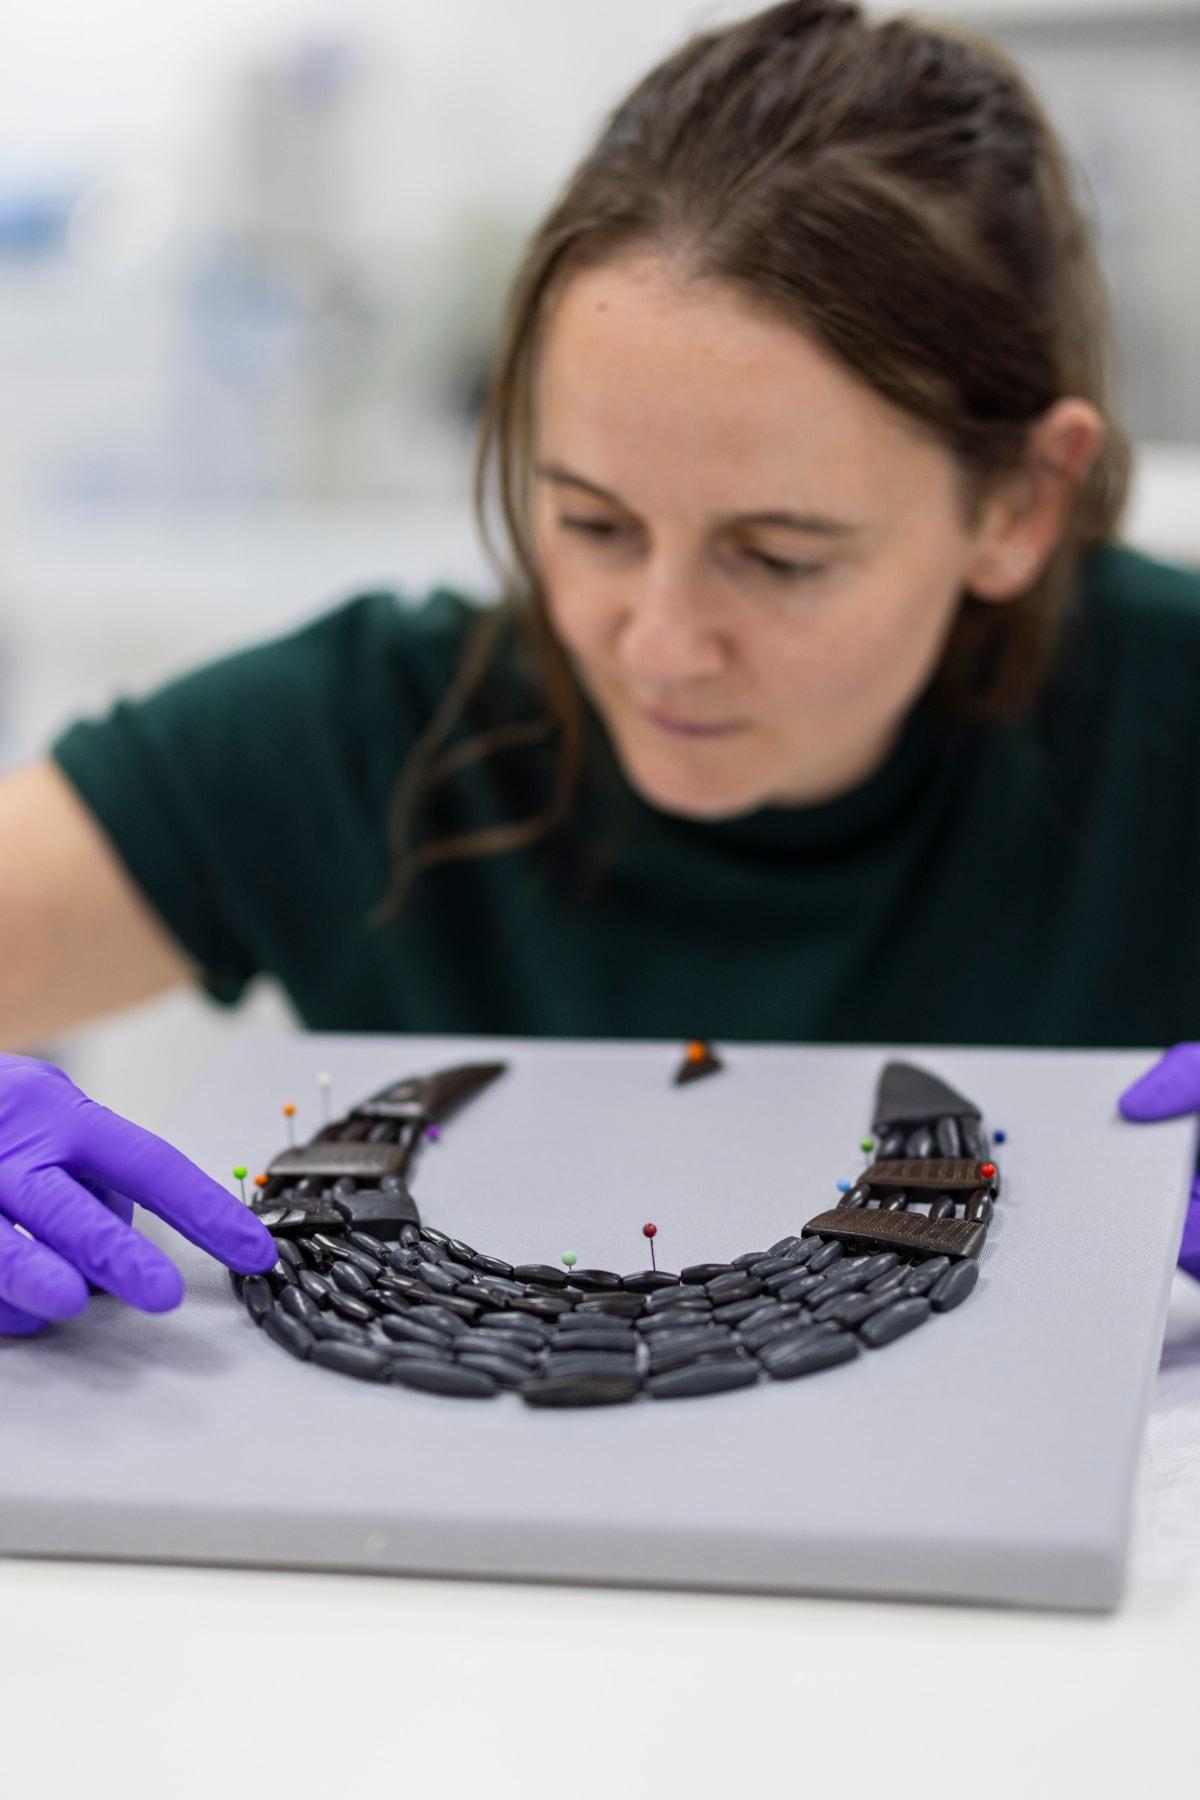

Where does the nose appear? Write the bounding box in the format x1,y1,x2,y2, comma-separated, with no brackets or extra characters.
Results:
615,560,728,686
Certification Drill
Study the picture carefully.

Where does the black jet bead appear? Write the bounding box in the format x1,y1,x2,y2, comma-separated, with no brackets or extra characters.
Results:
242,1275,274,1323
575,1294,645,1319
773,1273,826,1305
555,1311,635,1334
262,1259,298,1296
904,1256,950,1296
309,1316,373,1347
392,1361,498,1398
310,1340,394,1382
421,1226,453,1247
347,1230,388,1260
329,1261,372,1298
731,1251,768,1270
477,1311,551,1338
379,1315,454,1350
748,1255,801,1280
647,1329,737,1373
261,1310,314,1360
819,1289,904,1329
929,1260,980,1311
857,1297,932,1348
509,1294,574,1319
646,1284,710,1313
647,1358,759,1399
876,1130,908,1160
461,1333,541,1368
521,1375,639,1408
228,1269,246,1298
297,1269,331,1305
276,1239,304,1271
680,1262,734,1285
567,1269,624,1292
407,1303,469,1337
758,1330,858,1380
738,1309,807,1352
621,1271,680,1293
279,1286,321,1325
327,1291,376,1325
398,1220,421,1244
636,1306,711,1336
512,1263,568,1288
960,1117,989,1161
456,1352,536,1387
472,1253,515,1280
415,1261,458,1294
447,1238,478,1262
548,1328,636,1355
706,1272,763,1304
935,1115,963,1159
857,1252,900,1283
806,1240,845,1274
905,1125,936,1159
767,1235,806,1259
543,1352,639,1381
712,1297,768,1327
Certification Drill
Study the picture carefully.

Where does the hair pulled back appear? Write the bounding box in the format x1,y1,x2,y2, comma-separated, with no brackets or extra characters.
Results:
385,0,1130,907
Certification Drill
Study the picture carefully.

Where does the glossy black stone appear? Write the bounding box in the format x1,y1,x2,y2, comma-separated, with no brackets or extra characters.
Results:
876,1129,908,1160
379,1315,454,1350
806,1240,845,1274
309,1340,394,1381
705,1272,763,1305
308,1316,373,1347
297,1269,331,1305
548,1328,636,1354
329,1261,372,1298
620,1271,680,1294
935,1115,963,1159
415,1260,458,1295
279,1285,321,1325
242,1275,274,1323
929,1260,980,1311
905,1125,936,1160
758,1329,859,1379
456,1351,535,1387
261,1309,314,1359
903,1256,951,1296
566,1268,624,1292
767,1235,807,1259
263,1258,298,1295
712,1297,768,1327
575,1294,645,1319
773,1273,826,1305
346,1230,388,1259
646,1284,711,1312
680,1263,734,1285
521,1374,639,1408
738,1309,806,1352
392,1360,498,1398
543,1352,639,1380
647,1358,758,1399
276,1238,304,1271
472,1253,515,1280
326,1291,376,1325
857,1296,932,1347
512,1263,568,1288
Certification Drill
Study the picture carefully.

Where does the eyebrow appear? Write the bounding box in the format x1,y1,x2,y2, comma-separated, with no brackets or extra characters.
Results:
534,461,862,539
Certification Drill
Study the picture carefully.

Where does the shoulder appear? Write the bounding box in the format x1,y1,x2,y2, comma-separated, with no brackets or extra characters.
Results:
1076,542,1200,655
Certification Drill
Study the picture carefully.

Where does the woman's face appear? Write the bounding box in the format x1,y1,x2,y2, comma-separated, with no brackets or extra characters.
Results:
531,254,1069,818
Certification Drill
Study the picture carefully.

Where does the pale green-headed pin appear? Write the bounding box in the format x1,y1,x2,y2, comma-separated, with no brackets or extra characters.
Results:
233,1164,248,1205
562,1252,578,1272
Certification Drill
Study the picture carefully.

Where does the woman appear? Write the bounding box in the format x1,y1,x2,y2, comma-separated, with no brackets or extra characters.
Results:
0,0,1196,1338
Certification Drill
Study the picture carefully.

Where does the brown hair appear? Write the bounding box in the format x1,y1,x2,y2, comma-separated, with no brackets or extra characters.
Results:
383,0,1130,911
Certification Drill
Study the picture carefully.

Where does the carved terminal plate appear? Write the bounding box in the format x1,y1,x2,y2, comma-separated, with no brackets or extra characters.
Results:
802,1208,987,1260
267,1143,411,1180
863,1159,987,1193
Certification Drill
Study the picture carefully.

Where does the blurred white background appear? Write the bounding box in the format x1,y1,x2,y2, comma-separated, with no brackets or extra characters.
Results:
2,0,1198,1126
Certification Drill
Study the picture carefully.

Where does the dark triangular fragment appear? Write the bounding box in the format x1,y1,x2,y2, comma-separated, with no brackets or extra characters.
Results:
359,1062,508,1124
872,1061,981,1131
673,1041,724,1086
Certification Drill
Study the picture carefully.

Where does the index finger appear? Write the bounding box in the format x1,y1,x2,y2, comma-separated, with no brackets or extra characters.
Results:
70,1101,276,1274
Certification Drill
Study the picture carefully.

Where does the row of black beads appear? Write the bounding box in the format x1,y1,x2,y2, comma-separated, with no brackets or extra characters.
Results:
234,1204,982,1408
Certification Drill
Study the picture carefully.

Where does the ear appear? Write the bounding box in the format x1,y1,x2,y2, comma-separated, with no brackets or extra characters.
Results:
964,399,1106,603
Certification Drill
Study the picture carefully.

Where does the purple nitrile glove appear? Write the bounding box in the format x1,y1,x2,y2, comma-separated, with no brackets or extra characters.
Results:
1118,1042,1200,1281
0,1052,276,1337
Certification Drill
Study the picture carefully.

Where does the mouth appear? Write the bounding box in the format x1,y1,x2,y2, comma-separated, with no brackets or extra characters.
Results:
641,706,747,740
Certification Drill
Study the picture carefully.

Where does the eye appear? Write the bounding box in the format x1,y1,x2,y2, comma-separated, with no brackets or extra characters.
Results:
558,513,626,539
745,548,824,580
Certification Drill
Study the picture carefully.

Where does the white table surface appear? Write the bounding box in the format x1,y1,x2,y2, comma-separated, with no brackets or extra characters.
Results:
3,1279,1199,1799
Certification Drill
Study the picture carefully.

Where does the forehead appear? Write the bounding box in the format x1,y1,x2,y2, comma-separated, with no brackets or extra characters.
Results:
534,254,946,516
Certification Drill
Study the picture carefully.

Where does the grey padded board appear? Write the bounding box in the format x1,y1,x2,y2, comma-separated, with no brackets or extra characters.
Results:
0,1035,1192,1612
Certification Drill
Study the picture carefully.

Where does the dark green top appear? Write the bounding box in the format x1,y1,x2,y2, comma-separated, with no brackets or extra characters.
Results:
51,543,1200,1049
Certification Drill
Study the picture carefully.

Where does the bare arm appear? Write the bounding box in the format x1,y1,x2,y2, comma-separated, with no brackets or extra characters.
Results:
0,760,197,1050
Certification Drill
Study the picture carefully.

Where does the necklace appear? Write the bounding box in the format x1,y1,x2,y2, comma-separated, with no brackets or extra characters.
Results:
234,1056,998,1406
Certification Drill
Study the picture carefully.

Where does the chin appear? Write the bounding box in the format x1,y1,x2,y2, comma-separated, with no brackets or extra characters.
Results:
619,748,768,821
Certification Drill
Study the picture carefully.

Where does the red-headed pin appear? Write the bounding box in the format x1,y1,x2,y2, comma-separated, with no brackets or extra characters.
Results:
980,1161,997,1181
643,1221,658,1272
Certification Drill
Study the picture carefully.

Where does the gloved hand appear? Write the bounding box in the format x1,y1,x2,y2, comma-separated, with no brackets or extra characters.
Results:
0,1052,276,1336
1119,1043,1200,1280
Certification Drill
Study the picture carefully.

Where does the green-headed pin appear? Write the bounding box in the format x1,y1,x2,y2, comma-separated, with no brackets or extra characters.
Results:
233,1164,248,1205
562,1252,578,1274
861,1138,875,1157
